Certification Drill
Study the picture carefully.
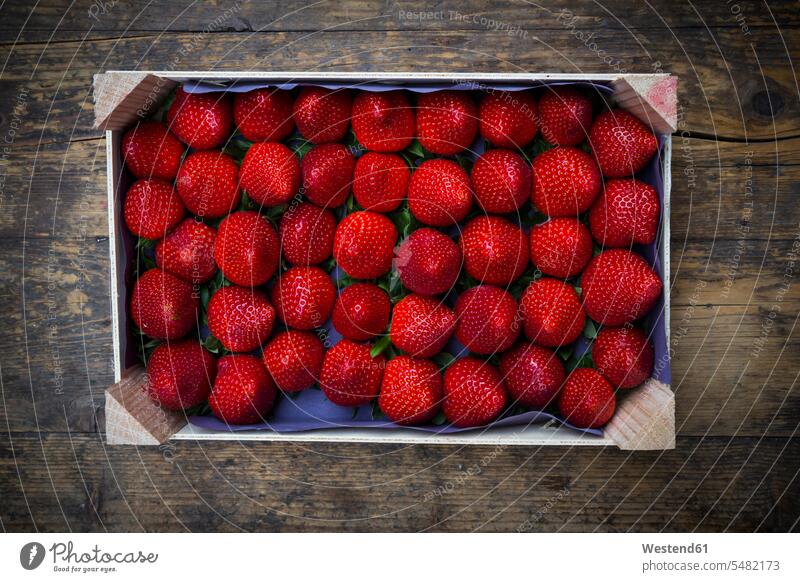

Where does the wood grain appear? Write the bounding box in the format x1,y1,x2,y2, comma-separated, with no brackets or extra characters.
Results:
0,28,798,143
1,0,798,532
0,434,797,532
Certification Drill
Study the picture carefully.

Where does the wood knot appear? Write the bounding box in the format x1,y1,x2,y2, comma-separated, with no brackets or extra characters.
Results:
751,89,785,118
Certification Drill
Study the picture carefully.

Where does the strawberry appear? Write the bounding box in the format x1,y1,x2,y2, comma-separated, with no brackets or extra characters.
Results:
390,294,455,358
332,283,391,341
443,357,508,427
558,368,616,428
407,158,473,227
394,228,461,296
233,88,295,142
531,146,601,217
538,87,593,146
146,340,216,410
378,356,443,425
320,339,385,406
239,142,301,207
293,87,352,144
416,90,478,155
176,150,241,218
209,355,277,424
214,211,280,286
454,285,520,355
301,143,355,208
520,277,585,347
479,90,538,148
123,179,185,239
207,286,276,353
352,152,409,213
499,343,565,409
167,87,233,150
262,330,324,393
122,121,185,180
271,266,336,330
155,218,217,285
333,211,397,279
351,90,414,152
589,178,660,247
278,202,336,266
593,326,654,389
460,216,528,286
529,217,593,279
581,249,662,325
589,109,659,177
470,149,531,214
130,268,198,340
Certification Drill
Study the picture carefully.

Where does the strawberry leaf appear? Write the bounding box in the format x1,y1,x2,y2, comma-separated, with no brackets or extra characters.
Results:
371,399,386,421
370,334,392,358
406,139,426,158
583,318,599,339
556,344,574,362
433,352,456,369
567,351,594,373
202,333,224,354
431,410,447,426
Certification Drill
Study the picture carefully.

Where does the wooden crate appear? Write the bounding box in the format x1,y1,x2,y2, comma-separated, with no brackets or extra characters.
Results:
96,71,677,450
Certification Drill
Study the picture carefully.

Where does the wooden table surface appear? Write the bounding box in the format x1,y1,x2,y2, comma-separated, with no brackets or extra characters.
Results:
1,1,799,532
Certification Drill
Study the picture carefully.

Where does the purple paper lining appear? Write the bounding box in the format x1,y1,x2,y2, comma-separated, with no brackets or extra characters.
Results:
144,78,668,437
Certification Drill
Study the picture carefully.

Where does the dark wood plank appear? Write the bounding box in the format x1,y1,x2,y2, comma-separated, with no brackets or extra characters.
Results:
2,0,797,35
1,434,797,532
0,28,798,144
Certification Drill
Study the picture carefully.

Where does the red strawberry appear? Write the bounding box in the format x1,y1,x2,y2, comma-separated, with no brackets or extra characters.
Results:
443,357,508,427
271,266,336,330
593,326,654,389
146,340,216,410
538,87,593,146
301,143,355,208
262,330,324,393
520,277,585,347
176,150,241,218
479,90,538,148
122,121,185,180
455,285,520,355
390,294,455,358
395,228,461,296
581,249,662,325
130,268,198,340
278,202,336,266
123,179,185,239
589,109,659,177
379,356,443,425
460,216,529,286
239,142,301,207
351,90,414,152
531,146,601,217
470,149,531,214
155,218,217,285
320,339,385,406
407,158,473,227
499,343,565,409
207,286,276,353
416,90,478,155
558,368,616,428
293,87,352,144
589,178,660,247
214,211,280,286
332,283,391,341
209,355,277,424
167,87,233,150
352,152,409,213
529,217,592,279
233,88,295,142
333,211,397,279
